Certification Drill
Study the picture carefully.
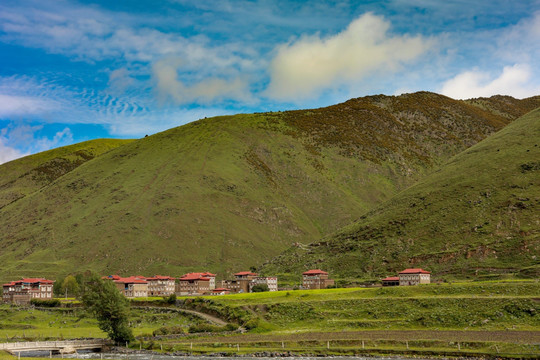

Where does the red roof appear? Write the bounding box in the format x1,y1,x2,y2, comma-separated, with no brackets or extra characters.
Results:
21,278,54,284
4,278,54,286
234,271,257,276
146,275,175,281
179,273,211,281
382,277,400,281
302,269,328,275
103,275,122,280
114,276,147,284
399,268,431,274
182,272,216,278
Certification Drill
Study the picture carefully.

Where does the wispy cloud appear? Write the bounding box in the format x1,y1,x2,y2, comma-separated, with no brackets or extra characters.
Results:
265,13,434,101
152,58,254,105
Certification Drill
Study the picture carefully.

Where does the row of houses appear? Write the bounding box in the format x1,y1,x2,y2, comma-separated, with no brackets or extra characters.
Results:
104,271,282,297
2,269,335,303
3,268,430,303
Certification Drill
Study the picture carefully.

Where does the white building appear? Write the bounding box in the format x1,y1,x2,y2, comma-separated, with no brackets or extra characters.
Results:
398,268,431,286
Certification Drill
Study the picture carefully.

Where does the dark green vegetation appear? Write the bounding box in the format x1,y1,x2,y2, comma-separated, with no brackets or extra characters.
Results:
81,274,134,344
0,139,133,209
1,92,539,281
264,107,540,281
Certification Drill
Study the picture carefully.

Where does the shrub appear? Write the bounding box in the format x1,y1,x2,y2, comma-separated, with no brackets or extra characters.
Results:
251,284,269,292
152,325,185,336
188,323,237,333
164,294,177,304
30,298,61,307
243,319,259,330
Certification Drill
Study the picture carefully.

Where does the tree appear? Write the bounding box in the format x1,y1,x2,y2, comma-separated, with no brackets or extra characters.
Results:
62,275,80,297
81,273,134,344
251,284,269,292
53,276,65,296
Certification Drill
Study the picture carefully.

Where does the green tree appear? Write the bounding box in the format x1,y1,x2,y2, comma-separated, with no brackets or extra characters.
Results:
81,273,134,344
251,284,269,292
62,275,80,297
53,275,65,296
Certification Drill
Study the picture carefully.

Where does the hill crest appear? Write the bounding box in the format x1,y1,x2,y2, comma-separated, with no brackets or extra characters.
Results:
0,92,539,281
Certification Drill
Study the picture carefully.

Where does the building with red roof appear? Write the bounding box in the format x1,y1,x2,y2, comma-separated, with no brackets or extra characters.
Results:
398,268,431,286
146,275,176,297
176,272,215,295
221,272,278,293
302,269,334,290
212,288,231,295
381,276,400,287
2,278,55,304
103,275,148,298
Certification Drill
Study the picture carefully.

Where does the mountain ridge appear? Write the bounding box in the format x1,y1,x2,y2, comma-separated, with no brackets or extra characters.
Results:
262,106,540,281
1,92,539,282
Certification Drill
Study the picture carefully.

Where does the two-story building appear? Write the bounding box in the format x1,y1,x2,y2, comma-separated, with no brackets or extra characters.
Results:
104,275,149,298
2,278,54,304
221,272,279,293
302,269,334,289
398,268,431,286
146,275,176,296
221,271,256,293
176,273,213,295
250,276,278,292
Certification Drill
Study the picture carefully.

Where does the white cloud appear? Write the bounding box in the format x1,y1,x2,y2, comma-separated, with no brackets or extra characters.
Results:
0,136,28,164
152,58,253,105
440,64,540,99
265,13,433,101
0,94,59,117
495,11,540,63
0,125,73,164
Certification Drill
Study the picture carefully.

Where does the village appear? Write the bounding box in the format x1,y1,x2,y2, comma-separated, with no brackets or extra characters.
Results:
2,268,430,305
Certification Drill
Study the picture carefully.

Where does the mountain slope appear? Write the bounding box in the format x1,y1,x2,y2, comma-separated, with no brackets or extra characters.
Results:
263,107,540,280
0,139,134,209
0,92,539,281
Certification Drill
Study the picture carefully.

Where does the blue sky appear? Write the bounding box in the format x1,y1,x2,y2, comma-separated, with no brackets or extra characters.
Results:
1,0,540,163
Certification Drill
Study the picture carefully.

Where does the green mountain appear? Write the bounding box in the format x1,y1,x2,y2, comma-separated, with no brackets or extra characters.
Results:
0,139,134,209
0,92,538,282
263,107,540,281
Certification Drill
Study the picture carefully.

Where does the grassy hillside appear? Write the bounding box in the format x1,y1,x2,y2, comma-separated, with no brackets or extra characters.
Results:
263,107,540,281
0,139,134,209
0,92,539,282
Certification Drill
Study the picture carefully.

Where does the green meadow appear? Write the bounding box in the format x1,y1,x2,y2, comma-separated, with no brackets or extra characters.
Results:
1,281,539,358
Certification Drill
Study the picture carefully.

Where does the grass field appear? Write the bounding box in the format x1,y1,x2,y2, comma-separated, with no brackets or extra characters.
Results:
1,281,539,358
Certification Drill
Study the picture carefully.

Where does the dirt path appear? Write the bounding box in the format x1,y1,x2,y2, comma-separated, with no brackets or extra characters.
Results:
179,330,540,344
133,306,227,326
